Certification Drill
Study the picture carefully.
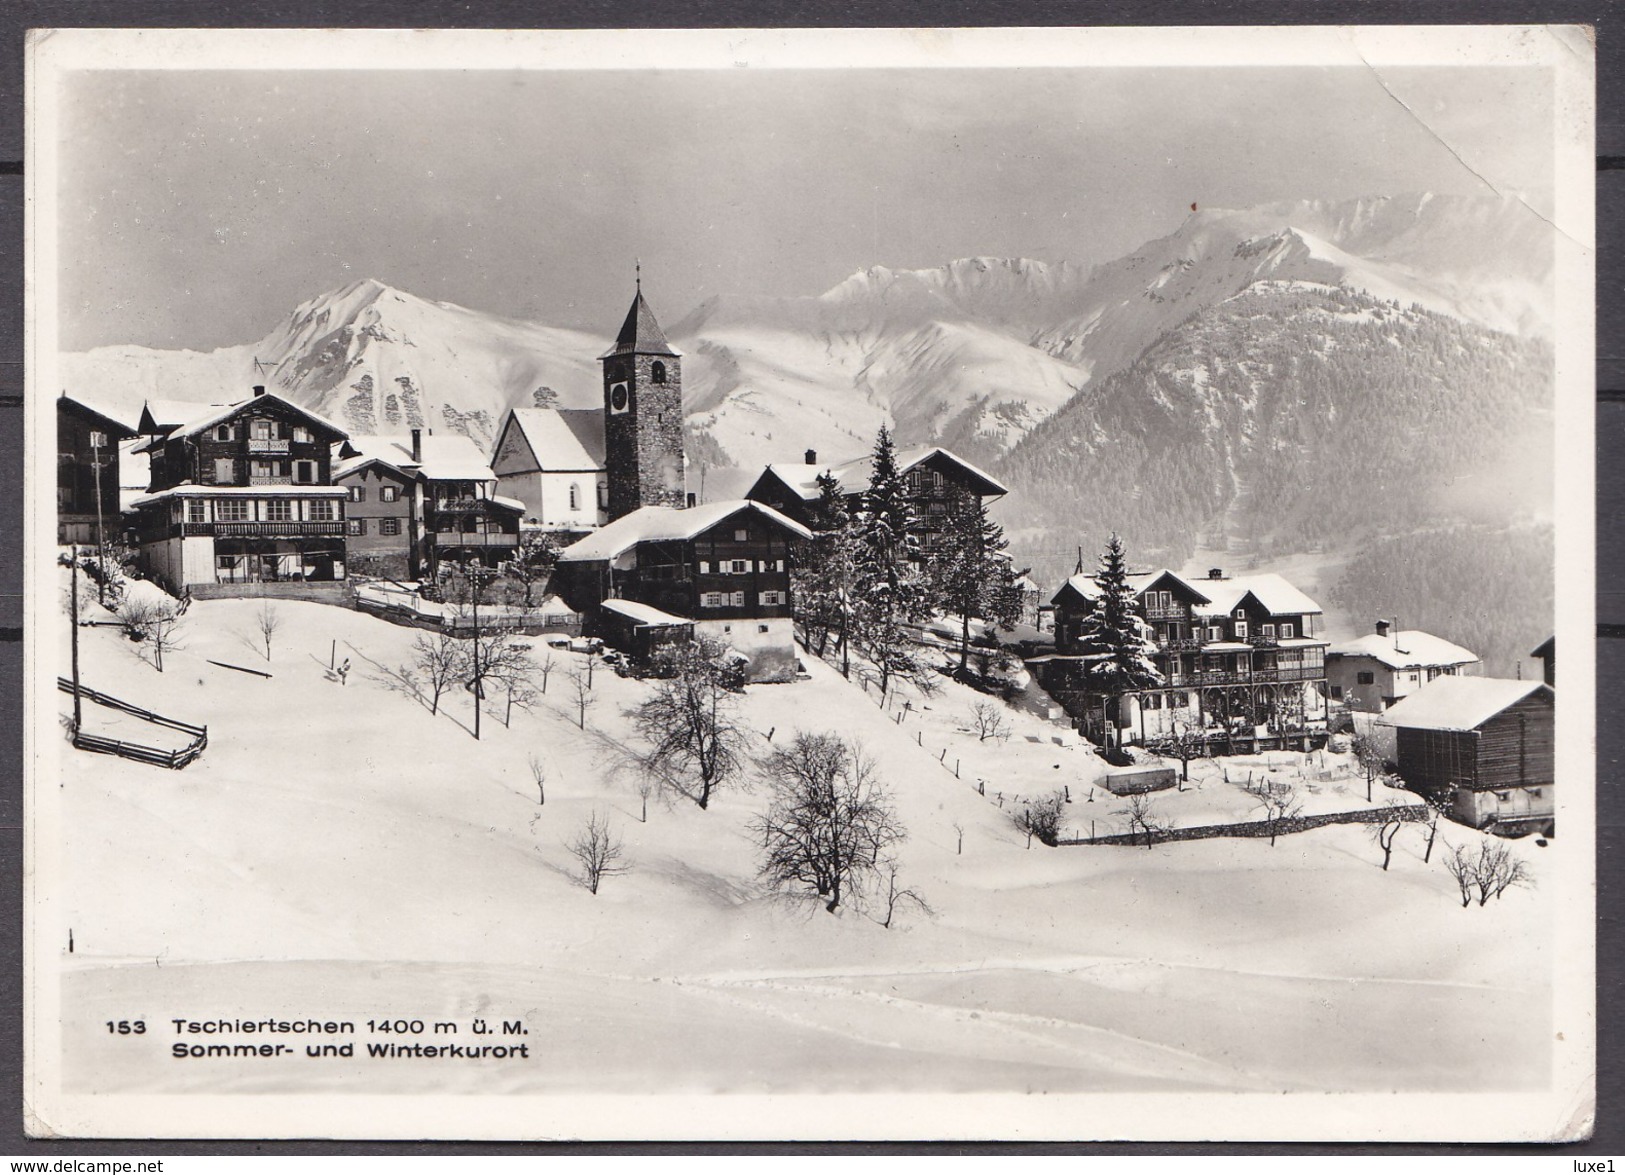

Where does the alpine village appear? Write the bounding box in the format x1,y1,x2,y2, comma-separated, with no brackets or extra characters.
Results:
56,278,1556,928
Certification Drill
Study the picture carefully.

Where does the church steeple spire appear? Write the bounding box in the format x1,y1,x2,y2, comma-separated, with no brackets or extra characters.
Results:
600,281,685,520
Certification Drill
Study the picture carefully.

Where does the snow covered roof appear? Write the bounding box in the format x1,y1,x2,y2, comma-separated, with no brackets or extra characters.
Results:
757,445,1008,503
491,495,527,513
1190,573,1322,618
138,398,224,435
600,598,694,627
163,391,349,443
597,290,681,359
1330,630,1480,670
131,483,351,505
500,408,605,472
337,433,497,483
557,499,813,563
58,393,138,437
1055,569,1209,607
1379,677,1550,732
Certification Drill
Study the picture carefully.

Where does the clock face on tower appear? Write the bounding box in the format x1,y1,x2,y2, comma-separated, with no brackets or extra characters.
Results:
609,381,630,414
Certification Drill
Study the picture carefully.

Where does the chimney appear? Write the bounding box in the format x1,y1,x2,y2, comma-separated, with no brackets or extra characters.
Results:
1207,568,1224,580
252,384,266,397
411,428,422,463
805,449,817,465
1375,618,1391,638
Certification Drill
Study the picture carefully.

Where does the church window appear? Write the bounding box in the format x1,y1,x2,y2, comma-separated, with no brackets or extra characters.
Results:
651,361,667,385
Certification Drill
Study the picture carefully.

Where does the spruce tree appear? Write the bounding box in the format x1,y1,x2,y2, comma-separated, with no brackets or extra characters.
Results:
851,427,930,693
1077,533,1163,747
792,470,858,662
927,493,1024,674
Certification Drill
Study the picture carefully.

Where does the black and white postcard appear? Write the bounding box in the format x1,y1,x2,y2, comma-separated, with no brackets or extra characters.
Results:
23,25,1596,1141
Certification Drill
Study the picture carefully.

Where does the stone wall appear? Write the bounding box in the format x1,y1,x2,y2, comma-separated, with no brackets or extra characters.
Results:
1061,802,1428,847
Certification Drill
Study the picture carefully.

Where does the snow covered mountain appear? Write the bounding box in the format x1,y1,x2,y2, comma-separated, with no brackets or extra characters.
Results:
671,192,1551,473
59,279,607,448
58,192,1552,498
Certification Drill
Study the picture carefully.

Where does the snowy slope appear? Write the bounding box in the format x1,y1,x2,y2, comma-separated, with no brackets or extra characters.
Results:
51,589,1551,1097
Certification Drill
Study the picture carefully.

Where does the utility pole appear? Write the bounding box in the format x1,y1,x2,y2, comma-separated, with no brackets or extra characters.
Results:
89,432,108,605
69,545,82,732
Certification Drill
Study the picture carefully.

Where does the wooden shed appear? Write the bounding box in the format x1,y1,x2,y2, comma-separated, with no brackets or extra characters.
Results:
1380,677,1554,833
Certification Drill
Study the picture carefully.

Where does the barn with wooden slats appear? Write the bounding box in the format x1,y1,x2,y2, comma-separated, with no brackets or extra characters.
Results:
1380,677,1555,833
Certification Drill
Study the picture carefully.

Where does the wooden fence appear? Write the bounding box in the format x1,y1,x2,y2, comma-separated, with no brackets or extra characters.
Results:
57,677,208,770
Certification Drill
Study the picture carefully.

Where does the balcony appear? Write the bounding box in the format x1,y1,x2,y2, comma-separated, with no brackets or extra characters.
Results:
433,531,519,548
249,475,292,486
433,497,480,512
1155,636,1205,652
192,520,346,538
1144,605,1185,621
248,438,291,454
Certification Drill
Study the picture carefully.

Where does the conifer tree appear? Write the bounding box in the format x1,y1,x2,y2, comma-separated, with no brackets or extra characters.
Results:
1077,533,1163,747
792,470,857,664
926,493,1024,674
851,427,931,693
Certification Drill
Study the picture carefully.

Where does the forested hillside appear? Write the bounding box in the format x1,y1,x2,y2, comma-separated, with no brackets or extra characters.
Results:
1328,524,1554,679
997,281,1554,580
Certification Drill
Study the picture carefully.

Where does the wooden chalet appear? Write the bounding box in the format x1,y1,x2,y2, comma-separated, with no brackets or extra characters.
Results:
744,445,1008,556
555,499,812,683
1380,677,1555,834
1038,566,1330,752
128,386,352,599
335,428,523,579
57,394,137,545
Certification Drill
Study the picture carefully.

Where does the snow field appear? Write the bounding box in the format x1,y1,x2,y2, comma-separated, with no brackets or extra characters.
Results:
53,586,1552,1093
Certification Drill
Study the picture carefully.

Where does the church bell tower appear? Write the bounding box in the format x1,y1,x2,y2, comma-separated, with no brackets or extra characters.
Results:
600,276,685,520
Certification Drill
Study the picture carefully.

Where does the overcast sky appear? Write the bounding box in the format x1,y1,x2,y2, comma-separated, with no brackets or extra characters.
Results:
56,63,1554,351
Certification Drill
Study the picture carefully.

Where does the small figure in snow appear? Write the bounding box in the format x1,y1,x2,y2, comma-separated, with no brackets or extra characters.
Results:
336,658,350,686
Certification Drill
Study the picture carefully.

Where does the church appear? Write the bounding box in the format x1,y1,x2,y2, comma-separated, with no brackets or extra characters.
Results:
548,284,811,684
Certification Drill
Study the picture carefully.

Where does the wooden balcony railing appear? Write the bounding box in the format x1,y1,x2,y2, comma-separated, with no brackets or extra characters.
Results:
249,475,292,486
196,520,346,538
433,531,519,547
248,438,291,454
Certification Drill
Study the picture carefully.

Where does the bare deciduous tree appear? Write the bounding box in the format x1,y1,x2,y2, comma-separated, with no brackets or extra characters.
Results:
1152,721,1208,786
750,733,906,913
528,754,547,806
1442,841,1477,907
406,631,468,716
952,821,964,855
628,639,748,810
877,857,932,929
1013,792,1066,847
1115,792,1172,850
1247,780,1303,846
636,775,655,823
1352,733,1387,802
120,597,186,673
255,601,281,661
537,649,555,694
968,701,1012,744
1367,801,1411,871
1417,786,1456,864
469,629,534,740
565,660,596,730
567,810,627,895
